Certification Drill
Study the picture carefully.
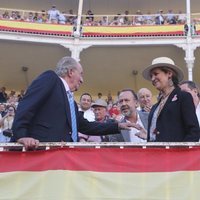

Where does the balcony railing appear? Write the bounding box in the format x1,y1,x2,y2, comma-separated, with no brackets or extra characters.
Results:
0,142,199,151
0,7,199,38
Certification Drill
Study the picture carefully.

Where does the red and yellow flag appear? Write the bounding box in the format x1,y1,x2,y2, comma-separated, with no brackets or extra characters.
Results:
0,19,73,35
0,147,200,200
83,25,184,36
0,19,185,37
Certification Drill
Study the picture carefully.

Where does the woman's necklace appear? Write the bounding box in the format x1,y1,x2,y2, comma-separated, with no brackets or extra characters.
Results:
157,87,175,117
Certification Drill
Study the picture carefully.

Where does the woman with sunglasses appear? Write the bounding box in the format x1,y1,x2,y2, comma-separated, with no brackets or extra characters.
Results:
0,105,16,142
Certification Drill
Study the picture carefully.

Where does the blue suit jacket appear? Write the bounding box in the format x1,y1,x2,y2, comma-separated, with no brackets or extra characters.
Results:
147,87,200,142
12,70,119,142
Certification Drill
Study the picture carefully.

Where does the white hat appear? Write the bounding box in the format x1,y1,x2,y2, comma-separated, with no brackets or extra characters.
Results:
92,99,107,108
142,57,184,82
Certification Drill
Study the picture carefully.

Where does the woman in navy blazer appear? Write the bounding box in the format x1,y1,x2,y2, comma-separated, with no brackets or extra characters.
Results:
142,57,200,142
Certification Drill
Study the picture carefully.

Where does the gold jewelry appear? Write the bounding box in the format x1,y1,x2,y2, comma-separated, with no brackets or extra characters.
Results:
157,87,174,117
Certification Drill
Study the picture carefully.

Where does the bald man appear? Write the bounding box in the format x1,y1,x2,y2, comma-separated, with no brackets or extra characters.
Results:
137,88,153,112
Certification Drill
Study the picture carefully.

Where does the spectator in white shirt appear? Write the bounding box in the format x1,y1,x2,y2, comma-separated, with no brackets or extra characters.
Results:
47,5,60,23
78,93,95,122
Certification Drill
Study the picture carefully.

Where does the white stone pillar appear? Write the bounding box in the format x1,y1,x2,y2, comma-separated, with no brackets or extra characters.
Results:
175,43,199,81
186,60,194,80
74,0,83,37
61,42,91,62
186,0,191,37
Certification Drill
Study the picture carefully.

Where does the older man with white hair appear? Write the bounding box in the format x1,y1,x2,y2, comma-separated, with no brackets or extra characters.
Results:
79,99,115,142
137,88,153,112
12,56,135,149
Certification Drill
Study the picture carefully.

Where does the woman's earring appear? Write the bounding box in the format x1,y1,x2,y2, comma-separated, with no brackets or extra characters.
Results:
168,78,173,87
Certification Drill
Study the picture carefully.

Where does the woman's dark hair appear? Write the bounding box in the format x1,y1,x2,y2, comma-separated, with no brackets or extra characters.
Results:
7,105,16,113
160,67,179,87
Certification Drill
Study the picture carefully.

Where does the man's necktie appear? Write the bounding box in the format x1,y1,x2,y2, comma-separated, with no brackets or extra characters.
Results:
67,91,78,142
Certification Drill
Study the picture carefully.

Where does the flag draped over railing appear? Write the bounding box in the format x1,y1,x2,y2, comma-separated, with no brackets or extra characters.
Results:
0,19,187,37
0,19,73,36
82,24,185,37
0,145,200,200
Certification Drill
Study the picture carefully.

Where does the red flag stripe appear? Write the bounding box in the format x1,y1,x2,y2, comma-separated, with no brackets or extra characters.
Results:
0,147,200,173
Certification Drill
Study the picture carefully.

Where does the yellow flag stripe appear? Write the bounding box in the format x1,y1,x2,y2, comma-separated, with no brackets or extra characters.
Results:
0,20,72,33
0,170,199,200
83,25,184,34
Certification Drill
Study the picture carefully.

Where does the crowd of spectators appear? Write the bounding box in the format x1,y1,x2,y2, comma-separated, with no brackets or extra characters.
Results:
0,104,15,142
0,86,150,143
0,75,199,144
0,5,193,26
0,87,25,142
0,5,77,25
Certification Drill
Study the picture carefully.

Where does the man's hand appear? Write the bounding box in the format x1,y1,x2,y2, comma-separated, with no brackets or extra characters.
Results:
17,137,40,150
143,105,151,113
119,122,147,140
118,122,142,130
135,127,147,140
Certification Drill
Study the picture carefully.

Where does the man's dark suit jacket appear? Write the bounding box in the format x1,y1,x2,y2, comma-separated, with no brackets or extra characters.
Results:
147,87,200,142
12,70,119,142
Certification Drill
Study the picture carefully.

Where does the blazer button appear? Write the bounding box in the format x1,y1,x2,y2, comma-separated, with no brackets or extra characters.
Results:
156,131,160,135
69,132,72,135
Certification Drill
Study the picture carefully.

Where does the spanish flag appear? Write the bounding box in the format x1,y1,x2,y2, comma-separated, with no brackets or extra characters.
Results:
0,147,199,200
83,25,184,37
0,19,185,37
0,20,73,35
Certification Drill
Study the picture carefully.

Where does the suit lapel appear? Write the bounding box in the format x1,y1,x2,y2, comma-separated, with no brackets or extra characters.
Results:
138,111,149,130
149,103,159,125
157,88,177,118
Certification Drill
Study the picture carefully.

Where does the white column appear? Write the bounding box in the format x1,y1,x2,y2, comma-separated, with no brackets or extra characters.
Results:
70,46,82,62
186,60,194,80
74,0,84,37
61,42,91,62
185,43,195,80
186,0,191,37
175,43,199,81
